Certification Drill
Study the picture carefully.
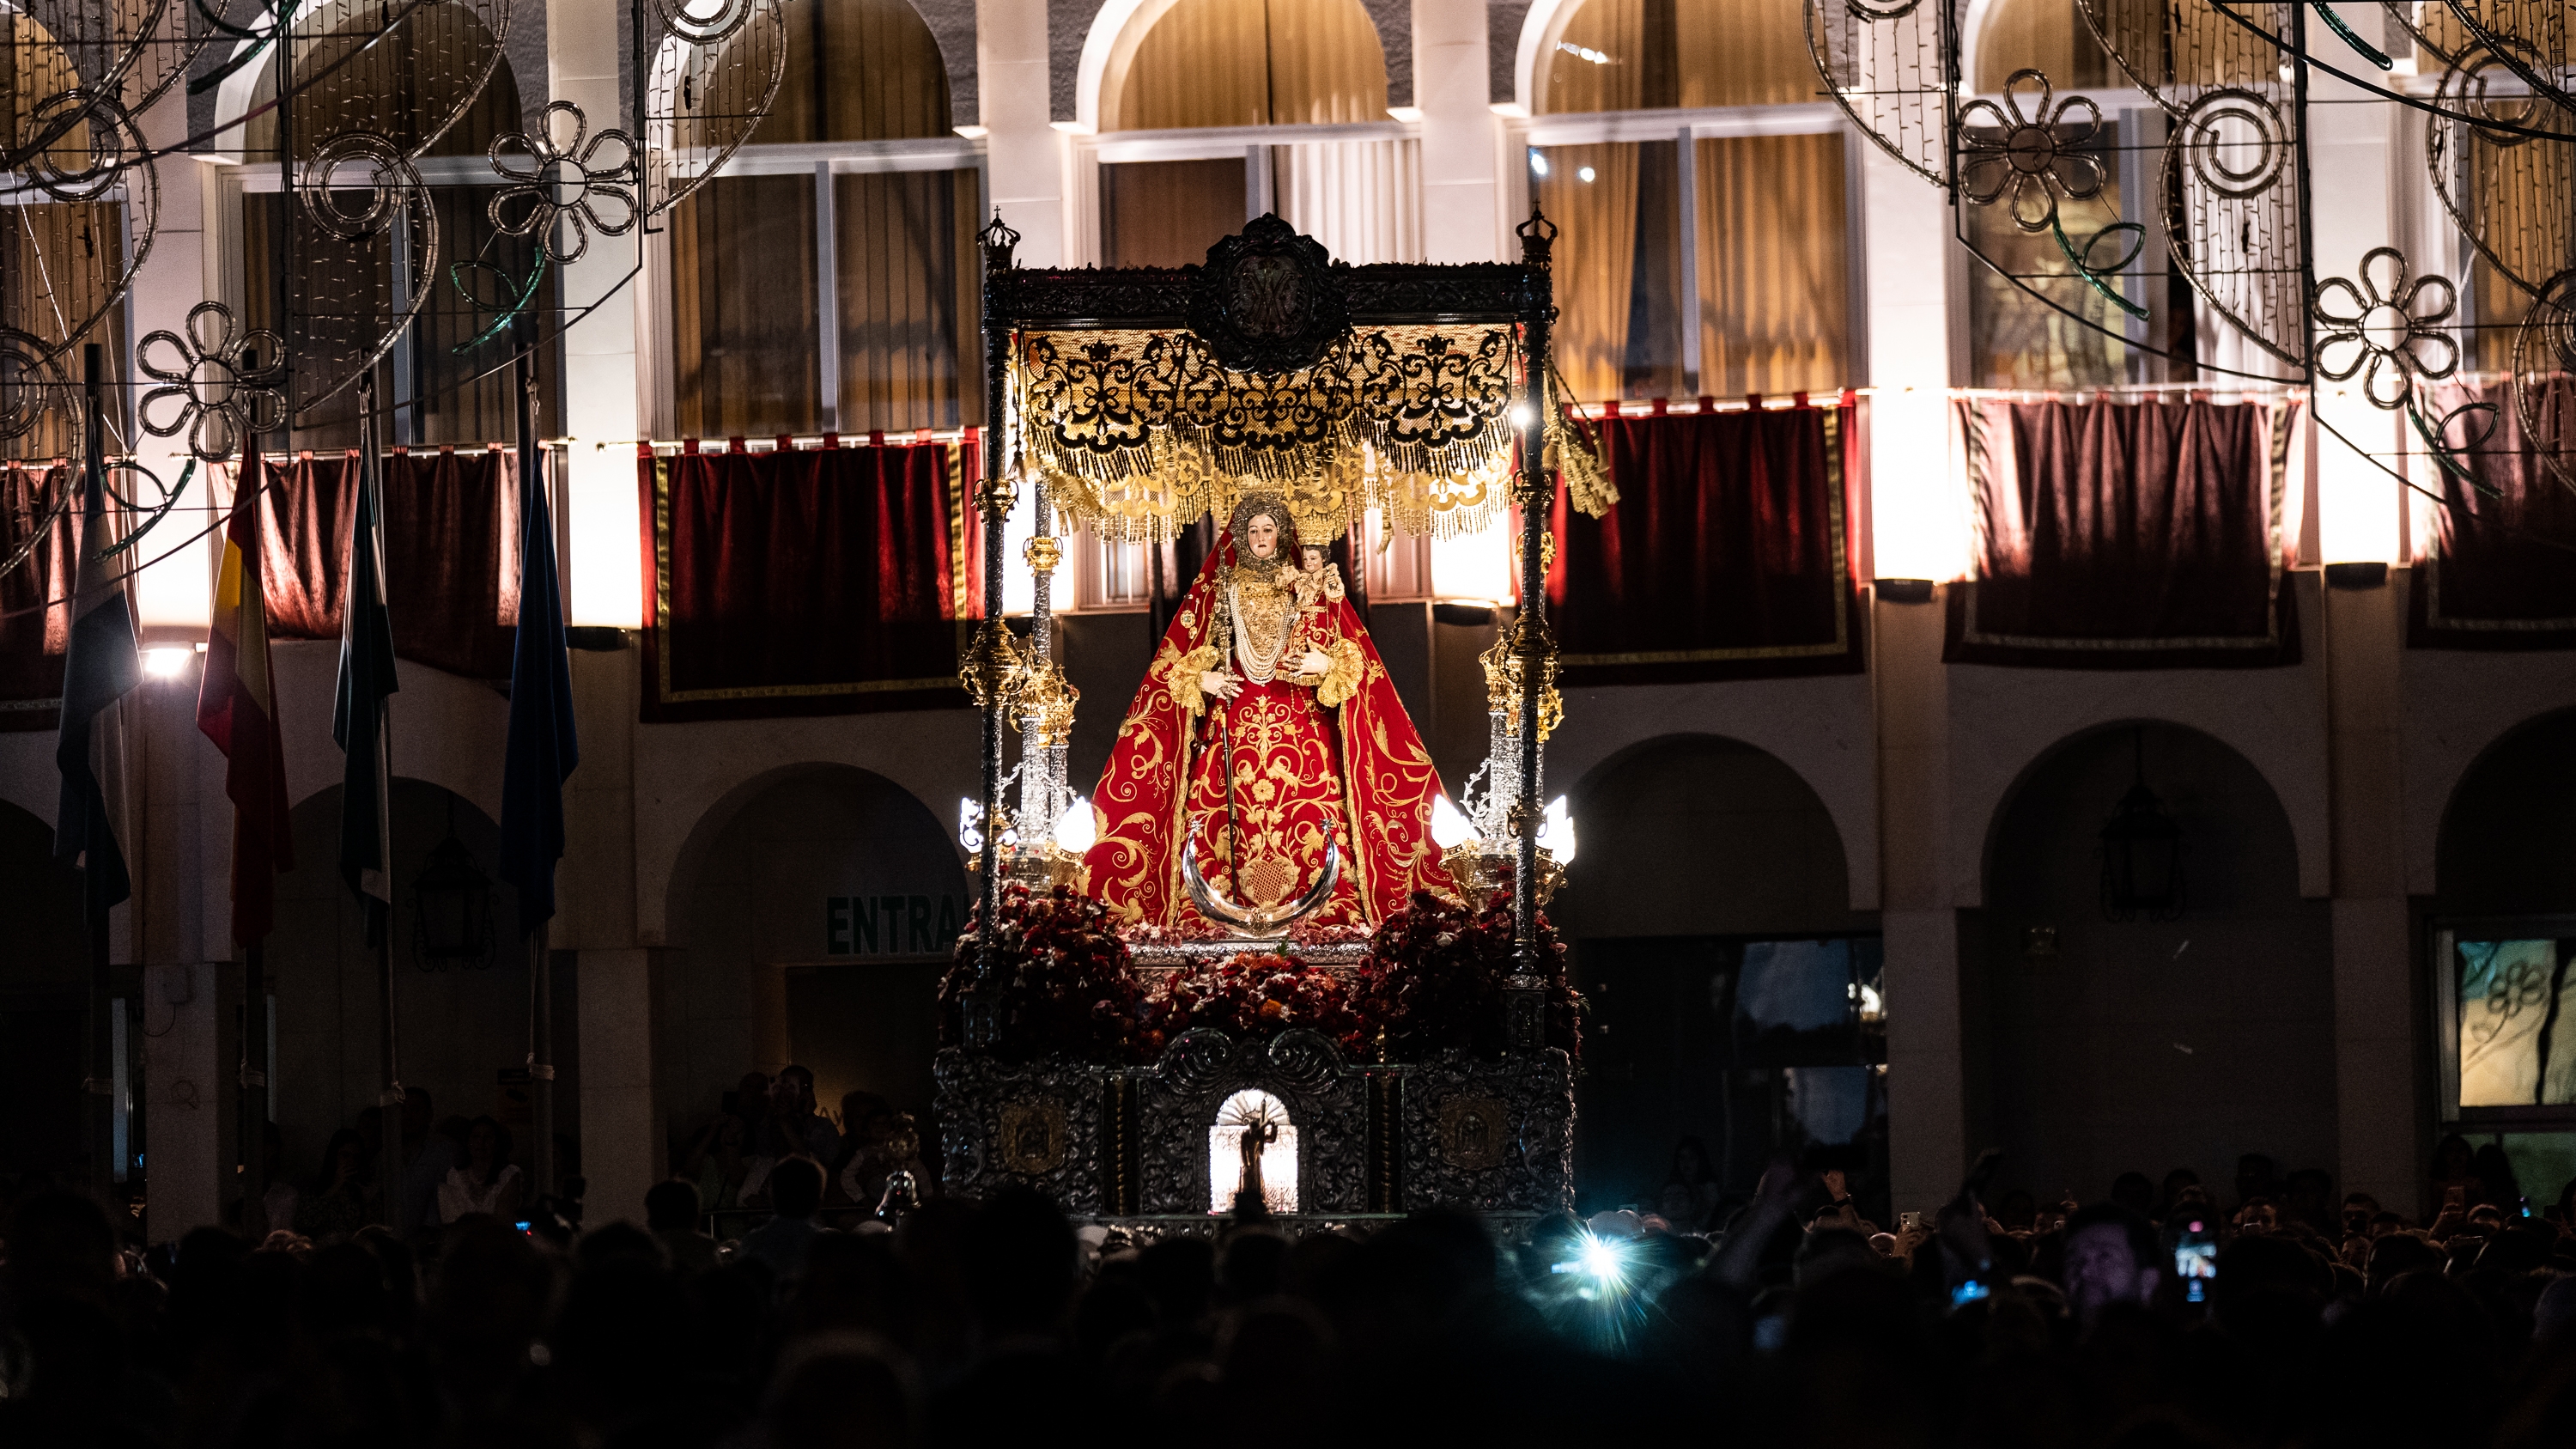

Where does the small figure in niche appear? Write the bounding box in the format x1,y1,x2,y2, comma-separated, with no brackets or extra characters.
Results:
1236,1106,1280,1217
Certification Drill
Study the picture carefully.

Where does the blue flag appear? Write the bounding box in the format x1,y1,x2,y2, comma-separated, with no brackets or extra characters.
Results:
498,449,577,928
333,443,398,937
54,436,139,916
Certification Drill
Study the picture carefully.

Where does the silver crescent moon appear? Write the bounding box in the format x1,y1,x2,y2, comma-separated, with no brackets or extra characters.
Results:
1181,823,1341,938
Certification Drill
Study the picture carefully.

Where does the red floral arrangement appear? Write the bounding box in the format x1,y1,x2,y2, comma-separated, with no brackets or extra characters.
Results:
1135,953,1367,1061
940,886,1580,1067
937,884,1141,1062
1349,889,1584,1062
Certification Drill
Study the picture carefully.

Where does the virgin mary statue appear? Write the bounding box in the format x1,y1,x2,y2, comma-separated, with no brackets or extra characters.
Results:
1081,492,1455,929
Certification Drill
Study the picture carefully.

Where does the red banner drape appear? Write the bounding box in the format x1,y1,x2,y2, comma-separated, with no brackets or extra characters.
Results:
1546,402,1863,686
2409,378,2576,650
0,464,76,730
1945,396,2301,669
245,446,523,680
639,436,981,721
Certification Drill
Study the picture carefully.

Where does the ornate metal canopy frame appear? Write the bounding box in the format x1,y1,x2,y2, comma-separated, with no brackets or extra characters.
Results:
956,211,1564,1050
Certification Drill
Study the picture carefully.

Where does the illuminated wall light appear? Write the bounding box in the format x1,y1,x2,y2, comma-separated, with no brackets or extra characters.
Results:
1528,149,1550,177
131,447,213,631
2312,393,2404,566
568,445,645,627
1577,166,1595,184
143,645,196,679
1554,40,1615,64
1867,388,1971,582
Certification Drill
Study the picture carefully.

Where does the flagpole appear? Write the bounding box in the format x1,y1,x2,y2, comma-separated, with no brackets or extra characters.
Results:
515,340,555,1204
354,371,405,1236
236,443,270,1236
78,344,114,1206
240,943,266,1230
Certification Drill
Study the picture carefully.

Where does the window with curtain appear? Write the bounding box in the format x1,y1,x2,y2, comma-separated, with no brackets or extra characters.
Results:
1965,0,2293,387
1101,159,1249,267
1109,0,1388,131
1534,140,1685,402
240,10,551,449
1962,119,2133,389
1539,0,1818,114
1,16,128,462
1526,0,1853,404
670,0,981,439
1095,0,1417,277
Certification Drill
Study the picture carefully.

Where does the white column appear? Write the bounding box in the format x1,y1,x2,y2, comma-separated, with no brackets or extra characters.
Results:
1412,0,1498,264
979,0,1065,265
1874,595,1965,1212
143,961,224,1234
2325,580,2416,1209
551,0,646,625
576,948,659,1226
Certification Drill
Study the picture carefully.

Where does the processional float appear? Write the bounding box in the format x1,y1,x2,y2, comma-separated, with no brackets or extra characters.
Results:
933,212,1607,1232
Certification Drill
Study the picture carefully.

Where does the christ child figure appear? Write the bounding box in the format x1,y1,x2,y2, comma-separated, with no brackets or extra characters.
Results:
1287,543,1344,683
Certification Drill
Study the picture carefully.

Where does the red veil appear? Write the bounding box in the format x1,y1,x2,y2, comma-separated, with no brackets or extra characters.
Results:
1080,529,1455,928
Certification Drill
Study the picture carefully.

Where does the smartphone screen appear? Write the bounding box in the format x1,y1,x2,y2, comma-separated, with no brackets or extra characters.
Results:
2173,1216,2217,1303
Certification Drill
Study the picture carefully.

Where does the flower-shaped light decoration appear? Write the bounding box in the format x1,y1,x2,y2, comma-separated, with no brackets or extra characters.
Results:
489,101,641,265
1958,70,2107,234
2312,247,2458,409
138,301,287,463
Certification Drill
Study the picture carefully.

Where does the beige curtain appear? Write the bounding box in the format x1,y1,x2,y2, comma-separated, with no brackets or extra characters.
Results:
755,0,952,144
1279,139,1421,264
2462,119,2575,374
1115,0,1388,131
0,201,124,460
835,169,983,431
1542,0,1815,115
1101,159,1249,266
1538,141,1686,403
672,175,823,436
1696,133,1848,397
247,8,521,160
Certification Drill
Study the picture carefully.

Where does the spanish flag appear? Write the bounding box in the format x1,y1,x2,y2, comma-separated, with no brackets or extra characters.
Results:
197,456,295,945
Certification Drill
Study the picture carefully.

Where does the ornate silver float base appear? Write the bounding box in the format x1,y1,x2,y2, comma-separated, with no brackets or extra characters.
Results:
935,1031,1573,1219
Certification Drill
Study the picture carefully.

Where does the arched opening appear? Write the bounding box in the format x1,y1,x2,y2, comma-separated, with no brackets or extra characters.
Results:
1973,721,2330,1215
2428,709,2576,1197
668,0,981,438
0,798,100,1186
659,764,966,1203
2438,709,2576,918
270,779,574,1230
1558,735,1882,1222
1208,1087,1297,1213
